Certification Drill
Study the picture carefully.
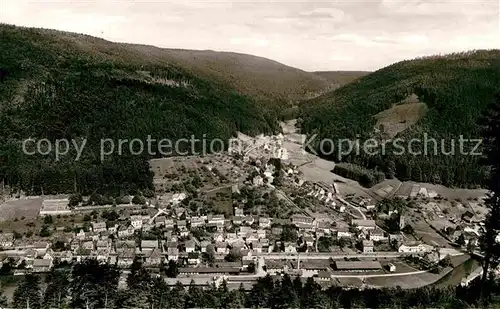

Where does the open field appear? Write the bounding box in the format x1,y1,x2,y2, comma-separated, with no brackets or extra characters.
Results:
365,270,444,289
204,186,233,216
405,215,451,247
0,198,43,222
374,102,428,138
393,181,487,201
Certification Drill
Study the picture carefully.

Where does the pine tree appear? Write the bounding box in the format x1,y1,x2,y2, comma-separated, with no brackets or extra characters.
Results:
273,274,299,309
303,277,323,308
249,274,274,308
125,260,152,308
150,277,170,309
70,260,120,309
479,92,500,303
165,260,179,278
42,269,70,309
13,274,42,309
185,280,202,308
169,282,185,309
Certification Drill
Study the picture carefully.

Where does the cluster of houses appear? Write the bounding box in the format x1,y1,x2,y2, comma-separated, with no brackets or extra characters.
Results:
306,182,344,212
229,132,289,162
0,204,333,275
0,189,439,280
345,218,435,255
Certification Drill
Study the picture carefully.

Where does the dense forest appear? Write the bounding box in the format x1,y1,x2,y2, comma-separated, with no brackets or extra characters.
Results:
1,260,499,309
300,50,500,188
0,24,280,195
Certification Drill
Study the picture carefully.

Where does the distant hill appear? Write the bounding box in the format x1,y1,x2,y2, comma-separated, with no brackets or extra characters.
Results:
313,71,370,87
301,51,500,188
17,26,332,105
124,45,333,103
0,24,287,195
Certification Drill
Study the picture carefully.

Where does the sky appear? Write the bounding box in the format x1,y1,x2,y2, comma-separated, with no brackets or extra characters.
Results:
1,0,499,71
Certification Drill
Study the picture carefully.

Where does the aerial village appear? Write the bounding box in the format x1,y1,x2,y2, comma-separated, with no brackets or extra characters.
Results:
0,122,495,290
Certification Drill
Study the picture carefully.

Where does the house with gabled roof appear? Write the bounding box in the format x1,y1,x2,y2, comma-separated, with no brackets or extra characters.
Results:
259,217,271,228
167,247,179,261
32,259,53,273
144,248,162,267
185,240,196,253
187,252,201,265
215,242,228,254
116,248,135,268
118,225,135,238
0,233,14,249
131,215,143,230
200,240,211,253
116,240,136,253
92,222,107,233
141,240,159,253
154,216,167,228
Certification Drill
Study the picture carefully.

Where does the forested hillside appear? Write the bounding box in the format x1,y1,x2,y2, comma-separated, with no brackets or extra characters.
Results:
17,26,332,106
301,50,500,188
125,44,333,104
0,24,279,195
314,70,370,87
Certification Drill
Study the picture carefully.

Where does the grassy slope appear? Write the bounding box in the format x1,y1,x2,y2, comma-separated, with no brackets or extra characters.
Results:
301,51,500,188
0,24,286,195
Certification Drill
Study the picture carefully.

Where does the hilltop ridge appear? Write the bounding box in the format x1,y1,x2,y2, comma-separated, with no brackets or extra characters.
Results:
301,50,500,188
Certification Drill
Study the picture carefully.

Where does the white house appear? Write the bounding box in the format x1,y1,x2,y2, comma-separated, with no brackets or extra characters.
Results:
190,216,206,228
141,240,159,253
336,229,352,238
351,219,376,231
185,240,196,253
0,233,14,249
118,225,134,238
215,242,228,254
167,247,179,261
291,214,315,227
362,240,374,253
213,233,225,243
398,243,434,253
369,229,387,242
252,242,263,253
259,218,271,228
172,193,187,205
208,215,225,226
253,176,264,186
130,215,143,230
284,242,297,253
92,222,107,233
234,207,244,217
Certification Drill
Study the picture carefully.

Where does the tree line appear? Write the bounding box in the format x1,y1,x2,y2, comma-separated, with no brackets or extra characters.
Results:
2,259,500,309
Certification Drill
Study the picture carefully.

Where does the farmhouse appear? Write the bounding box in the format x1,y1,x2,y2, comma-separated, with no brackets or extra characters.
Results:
91,222,107,233
141,240,159,253
0,233,14,249
291,215,315,227
351,219,376,231
32,259,53,273
362,240,374,253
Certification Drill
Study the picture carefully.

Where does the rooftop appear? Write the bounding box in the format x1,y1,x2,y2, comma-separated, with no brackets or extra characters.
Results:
335,261,382,270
